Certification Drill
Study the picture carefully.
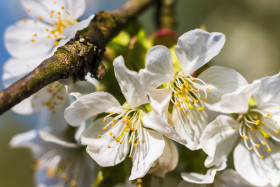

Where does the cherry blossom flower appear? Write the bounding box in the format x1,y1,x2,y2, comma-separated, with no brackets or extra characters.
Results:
10,128,96,187
140,29,247,150
4,0,92,59
200,73,280,186
65,56,166,180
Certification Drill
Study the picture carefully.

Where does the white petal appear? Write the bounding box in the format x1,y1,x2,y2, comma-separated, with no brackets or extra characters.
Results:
10,130,46,157
81,118,129,167
234,143,280,187
181,161,226,184
65,92,123,126
197,66,248,112
253,73,280,109
39,130,78,148
173,106,207,150
21,0,58,23
11,97,34,115
215,169,255,187
129,129,165,180
175,29,225,75
2,57,42,88
4,19,54,58
142,111,188,145
63,0,85,19
140,46,173,89
148,138,178,178
147,89,171,121
37,103,69,133
62,79,96,99
58,15,94,47
220,81,259,114
113,56,149,108
200,115,239,167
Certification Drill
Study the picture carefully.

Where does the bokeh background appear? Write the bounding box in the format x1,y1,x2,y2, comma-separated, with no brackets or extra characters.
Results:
0,0,280,186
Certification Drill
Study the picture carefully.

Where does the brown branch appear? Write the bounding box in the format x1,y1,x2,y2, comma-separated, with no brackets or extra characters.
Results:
0,0,158,115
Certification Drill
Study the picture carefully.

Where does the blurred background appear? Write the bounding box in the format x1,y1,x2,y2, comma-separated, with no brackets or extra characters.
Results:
0,0,280,186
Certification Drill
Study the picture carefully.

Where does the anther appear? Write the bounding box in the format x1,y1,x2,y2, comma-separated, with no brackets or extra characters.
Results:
133,143,137,147
257,144,260,148
103,127,107,130
204,97,207,100
245,136,249,140
27,9,31,13
54,41,59,46
250,147,254,150
179,107,183,111
127,141,130,144
264,142,268,146
103,119,107,122
260,155,264,159
107,145,111,148
31,39,35,43
206,88,210,91
113,136,116,139
256,120,260,125
275,130,279,134
61,6,65,9
109,132,112,136
38,16,43,21
267,148,271,152
129,155,132,158
175,103,179,107
98,135,101,138
112,123,115,127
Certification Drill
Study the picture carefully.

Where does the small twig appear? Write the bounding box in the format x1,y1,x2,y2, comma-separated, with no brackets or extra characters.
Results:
0,0,158,115
155,0,178,30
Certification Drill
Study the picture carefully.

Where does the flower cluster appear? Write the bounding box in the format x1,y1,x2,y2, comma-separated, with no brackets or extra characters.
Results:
3,1,280,186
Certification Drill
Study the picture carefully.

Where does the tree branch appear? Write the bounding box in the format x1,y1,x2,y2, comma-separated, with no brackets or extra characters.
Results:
0,0,158,115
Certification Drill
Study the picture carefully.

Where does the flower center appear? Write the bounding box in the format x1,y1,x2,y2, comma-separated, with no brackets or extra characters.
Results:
239,107,279,159
32,82,67,114
26,3,78,46
169,72,209,114
100,107,144,158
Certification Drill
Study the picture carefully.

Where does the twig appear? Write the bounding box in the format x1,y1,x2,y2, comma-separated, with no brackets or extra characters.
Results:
0,0,158,115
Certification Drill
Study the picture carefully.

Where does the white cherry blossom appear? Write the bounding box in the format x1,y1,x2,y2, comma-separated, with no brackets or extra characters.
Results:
10,129,96,187
65,56,166,180
4,0,92,59
140,29,247,150
200,73,280,186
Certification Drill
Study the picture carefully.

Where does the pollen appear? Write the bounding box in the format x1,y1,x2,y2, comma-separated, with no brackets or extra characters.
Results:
250,147,254,150
112,119,116,122
27,9,31,13
103,127,107,130
54,41,59,46
245,136,249,140
129,154,132,158
61,172,68,179
70,180,76,187
175,103,179,106
109,132,112,136
38,16,43,21
111,123,115,127
267,148,271,152
257,144,260,148
133,143,137,147
98,135,101,138
264,142,268,146
107,145,111,148
179,107,183,111
275,130,279,134
260,155,264,159
31,39,35,43
204,97,207,100
61,6,65,9
186,112,190,115
127,141,130,144
256,120,260,125
103,119,107,122
206,88,210,91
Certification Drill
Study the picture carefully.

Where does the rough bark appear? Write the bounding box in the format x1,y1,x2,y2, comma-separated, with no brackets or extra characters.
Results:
0,0,158,115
